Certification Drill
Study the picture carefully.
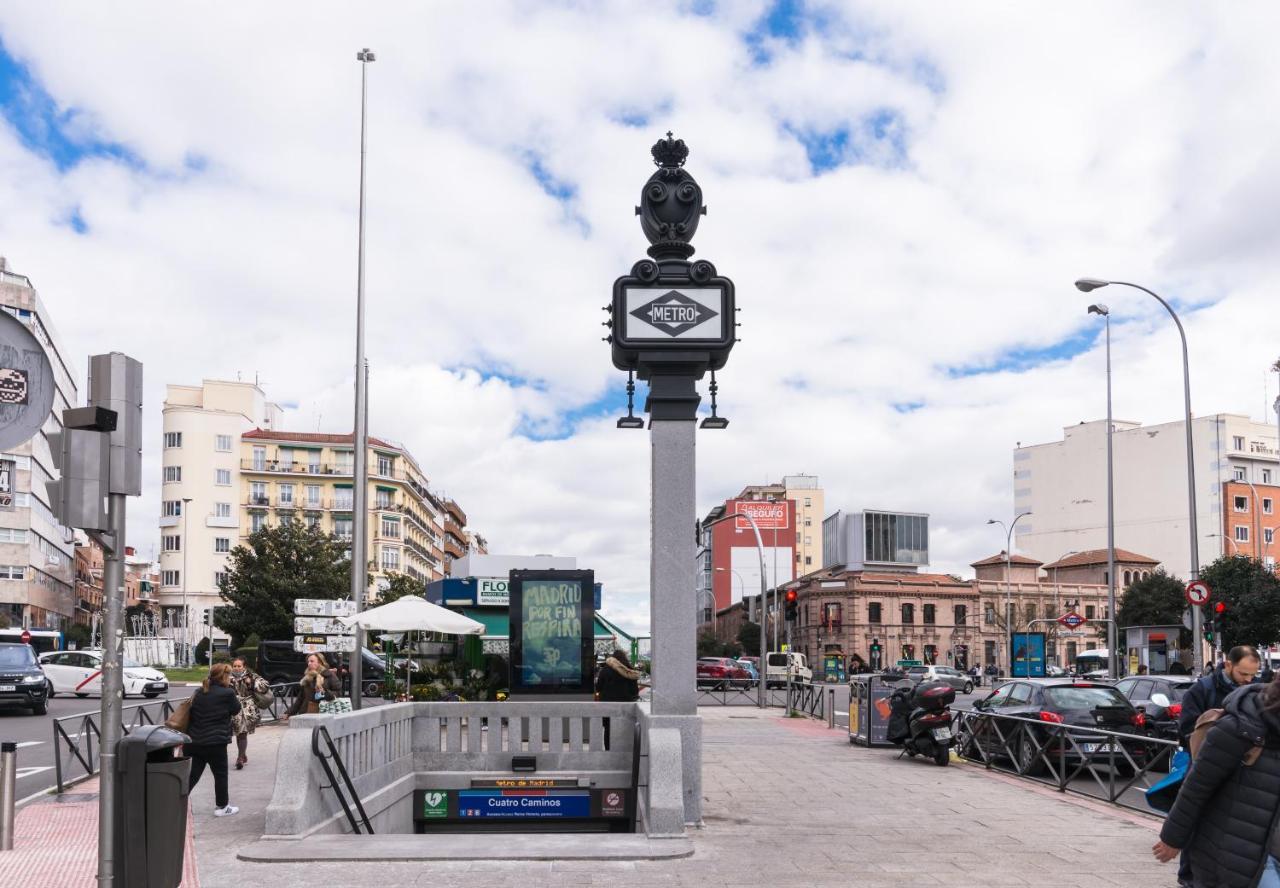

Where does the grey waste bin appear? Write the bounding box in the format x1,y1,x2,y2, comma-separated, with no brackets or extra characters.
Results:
115,724,192,888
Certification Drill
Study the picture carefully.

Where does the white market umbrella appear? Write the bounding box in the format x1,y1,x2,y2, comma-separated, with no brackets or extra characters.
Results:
339,596,484,700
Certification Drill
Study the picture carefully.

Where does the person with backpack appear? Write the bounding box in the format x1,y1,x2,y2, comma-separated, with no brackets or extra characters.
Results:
1152,678,1280,886
1179,646,1262,749
595,648,642,750
186,662,243,817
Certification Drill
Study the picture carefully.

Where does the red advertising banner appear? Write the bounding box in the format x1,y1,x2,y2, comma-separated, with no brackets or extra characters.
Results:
734,500,789,531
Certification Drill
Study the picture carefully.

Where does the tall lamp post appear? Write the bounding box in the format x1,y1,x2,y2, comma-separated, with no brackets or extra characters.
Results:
1087,303,1118,679
181,497,192,665
987,511,1031,678
735,510,771,708
1076,278,1202,674
348,47,375,710
1207,532,1240,556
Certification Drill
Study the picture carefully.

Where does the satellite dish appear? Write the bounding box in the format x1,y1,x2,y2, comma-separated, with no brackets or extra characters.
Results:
0,312,55,451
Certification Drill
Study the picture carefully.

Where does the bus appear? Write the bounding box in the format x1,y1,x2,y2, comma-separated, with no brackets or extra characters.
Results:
1075,649,1109,677
0,627,65,655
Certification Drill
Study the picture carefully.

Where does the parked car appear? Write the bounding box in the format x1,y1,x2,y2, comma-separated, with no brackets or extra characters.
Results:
257,641,387,696
905,665,973,694
0,642,49,715
735,659,759,681
962,679,1149,775
1112,674,1196,742
38,650,168,699
697,657,751,690
765,651,813,688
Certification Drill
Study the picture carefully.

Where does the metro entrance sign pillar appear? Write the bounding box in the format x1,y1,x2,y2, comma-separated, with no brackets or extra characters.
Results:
607,134,736,826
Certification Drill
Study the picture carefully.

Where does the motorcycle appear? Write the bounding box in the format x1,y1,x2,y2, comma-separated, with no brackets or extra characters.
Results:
887,681,956,766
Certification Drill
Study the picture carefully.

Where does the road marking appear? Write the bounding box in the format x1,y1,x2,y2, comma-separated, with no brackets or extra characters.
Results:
15,766,53,779
15,741,42,749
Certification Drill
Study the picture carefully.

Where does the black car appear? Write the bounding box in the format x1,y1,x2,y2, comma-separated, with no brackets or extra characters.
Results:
257,641,387,697
1113,674,1196,742
963,678,1148,775
0,642,49,715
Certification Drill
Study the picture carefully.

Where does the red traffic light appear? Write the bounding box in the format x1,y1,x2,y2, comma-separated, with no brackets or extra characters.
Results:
1214,601,1226,614
784,589,798,604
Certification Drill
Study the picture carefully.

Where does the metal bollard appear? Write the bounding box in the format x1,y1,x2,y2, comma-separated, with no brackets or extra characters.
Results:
0,741,16,850
827,689,835,729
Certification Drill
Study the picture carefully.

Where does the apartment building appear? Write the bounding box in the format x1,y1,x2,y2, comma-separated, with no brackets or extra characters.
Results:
1014,414,1280,579
0,257,79,630
238,430,460,591
1221,478,1279,564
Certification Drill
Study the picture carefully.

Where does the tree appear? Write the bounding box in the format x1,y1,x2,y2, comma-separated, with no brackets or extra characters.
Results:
1199,555,1280,649
737,620,761,653
214,518,356,649
1117,570,1187,630
376,572,426,606
696,630,721,658
64,623,91,650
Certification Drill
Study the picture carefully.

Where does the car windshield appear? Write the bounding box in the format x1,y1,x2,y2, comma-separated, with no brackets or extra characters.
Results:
1044,686,1129,710
1163,683,1193,701
0,646,36,668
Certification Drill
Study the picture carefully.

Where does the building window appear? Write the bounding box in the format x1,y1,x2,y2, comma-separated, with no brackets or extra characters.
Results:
984,604,995,625
1234,466,1247,481
901,603,914,624
805,555,812,565
250,482,268,505
162,570,180,587
0,528,27,543
162,500,182,517
214,571,227,588
215,434,232,452
252,446,266,471
1085,605,1096,620
1235,495,1249,512
1264,469,1273,484
215,469,231,486
164,432,182,448
381,518,400,538
867,602,882,623
250,513,267,534
278,484,294,505
162,535,181,552
305,485,321,507
308,451,321,474
804,497,811,507
377,456,394,476
334,518,353,541
215,502,232,518
381,547,400,571
1233,435,1245,451
1266,529,1275,545
923,604,935,625
954,604,967,627
334,489,353,510
306,514,321,529
1265,498,1274,515
335,451,354,472
214,537,230,553
163,466,181,483
1025,603,1037,622
1236,525,1250,542
375,489,393,509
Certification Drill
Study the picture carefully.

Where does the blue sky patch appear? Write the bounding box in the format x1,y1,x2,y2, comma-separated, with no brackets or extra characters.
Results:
893,401,924,414
62,207,87,234
0,37,144,173
788,107,909,174
944,326,1101,378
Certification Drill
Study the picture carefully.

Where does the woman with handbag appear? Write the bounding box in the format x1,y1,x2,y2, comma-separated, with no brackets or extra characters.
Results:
182,662,242,817
285,653,344,717
229,657,272,770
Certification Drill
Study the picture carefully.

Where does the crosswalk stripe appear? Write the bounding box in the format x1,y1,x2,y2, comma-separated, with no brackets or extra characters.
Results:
15,741,42,749
15,766,53,779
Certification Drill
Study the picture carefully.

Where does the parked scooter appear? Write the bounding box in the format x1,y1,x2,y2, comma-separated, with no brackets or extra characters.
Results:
887,680,956,766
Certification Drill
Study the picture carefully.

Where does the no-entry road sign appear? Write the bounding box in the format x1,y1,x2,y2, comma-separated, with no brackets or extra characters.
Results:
1057,611,1087,629
1185,580,1211,607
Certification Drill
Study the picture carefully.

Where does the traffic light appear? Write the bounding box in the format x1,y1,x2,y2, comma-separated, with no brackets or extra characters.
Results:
784,589,798,622
870,639,881,653
46,407,114,532
1212,601,1227,644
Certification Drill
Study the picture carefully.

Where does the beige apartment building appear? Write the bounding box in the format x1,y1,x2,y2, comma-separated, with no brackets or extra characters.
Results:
736,474,825,575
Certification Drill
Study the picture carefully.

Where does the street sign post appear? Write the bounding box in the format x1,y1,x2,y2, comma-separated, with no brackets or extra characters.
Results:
0,311,56,452
1185,580,1211,607
294,598,357,618
1057,611,1088,630
293,599,358,654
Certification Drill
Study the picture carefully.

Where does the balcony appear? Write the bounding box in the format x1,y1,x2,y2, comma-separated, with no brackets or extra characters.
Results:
206,514,239,529
159,514,179,528
276,498,297,510
242,459,350,477
246,495,270,508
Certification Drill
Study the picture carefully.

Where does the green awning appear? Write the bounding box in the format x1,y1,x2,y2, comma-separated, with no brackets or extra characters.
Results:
458,608,623,640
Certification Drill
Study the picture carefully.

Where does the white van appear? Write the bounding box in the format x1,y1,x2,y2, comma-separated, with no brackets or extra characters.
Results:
765,651,812,688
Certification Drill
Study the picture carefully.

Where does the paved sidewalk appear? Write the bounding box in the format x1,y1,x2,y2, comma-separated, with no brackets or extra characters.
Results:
181,709,1173,888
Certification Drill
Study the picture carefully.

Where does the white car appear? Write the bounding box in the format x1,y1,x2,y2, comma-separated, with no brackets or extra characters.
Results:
39,650,169,699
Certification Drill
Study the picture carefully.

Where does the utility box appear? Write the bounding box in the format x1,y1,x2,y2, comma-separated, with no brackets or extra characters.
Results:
115,725,191,888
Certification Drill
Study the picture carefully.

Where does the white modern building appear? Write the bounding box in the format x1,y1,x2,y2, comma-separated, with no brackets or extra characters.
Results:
1013,414,1280,581
159,380,283,651
822,509,930,573
0,257,79,630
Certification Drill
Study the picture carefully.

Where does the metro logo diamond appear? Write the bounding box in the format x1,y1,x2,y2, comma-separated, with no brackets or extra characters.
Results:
629,290,717,336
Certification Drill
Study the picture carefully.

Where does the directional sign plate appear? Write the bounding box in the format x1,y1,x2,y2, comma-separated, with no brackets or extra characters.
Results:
1185,580,1211,607
294,598,357,617
294,617,354,636
1057,611,1087,629
293,634,357,653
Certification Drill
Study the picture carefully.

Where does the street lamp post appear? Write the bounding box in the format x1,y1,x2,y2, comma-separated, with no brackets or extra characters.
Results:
735,511,771,708
181,497,192,666
987,512,1031,678
1076,278,1202,674
1087,303,1118,679
349,47,376,710
1208,532,1240,556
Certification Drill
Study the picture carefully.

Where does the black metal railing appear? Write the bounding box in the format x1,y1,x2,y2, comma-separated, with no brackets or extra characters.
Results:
312,724,374,834
952,707,1178,815
788,682,825,719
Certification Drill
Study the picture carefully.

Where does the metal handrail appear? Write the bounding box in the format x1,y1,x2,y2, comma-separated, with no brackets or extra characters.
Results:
953,707,1178,815
312,724,374,834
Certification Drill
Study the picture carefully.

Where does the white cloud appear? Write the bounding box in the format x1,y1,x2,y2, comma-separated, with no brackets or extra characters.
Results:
0,3,1278,633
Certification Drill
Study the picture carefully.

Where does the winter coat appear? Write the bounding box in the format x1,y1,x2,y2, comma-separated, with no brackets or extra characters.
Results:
287,668,341,716
230,669,271,735
1179,667,1257,747
186,684,241,746
595,657,640,702
1160,684,1280,888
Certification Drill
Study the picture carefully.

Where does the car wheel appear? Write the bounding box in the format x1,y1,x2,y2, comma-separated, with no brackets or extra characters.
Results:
143,692,160,699
31,701,47,716
1017,733,1045,776
75,692,89,698
364,681,380,697
964,683,973,694
46,682,55,698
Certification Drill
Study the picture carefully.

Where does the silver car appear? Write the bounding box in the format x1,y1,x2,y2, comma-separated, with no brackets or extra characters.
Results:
905,665,973,693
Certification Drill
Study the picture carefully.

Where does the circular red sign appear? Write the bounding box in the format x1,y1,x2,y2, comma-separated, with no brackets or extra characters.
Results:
20,629,30,645
1185,581,1211,607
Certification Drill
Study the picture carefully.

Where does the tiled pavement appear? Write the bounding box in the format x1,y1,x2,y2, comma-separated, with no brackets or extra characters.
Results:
3,707,1176,887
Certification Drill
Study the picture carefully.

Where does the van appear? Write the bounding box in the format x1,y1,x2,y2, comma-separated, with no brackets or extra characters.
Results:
257,641,387,697
765,651,812,688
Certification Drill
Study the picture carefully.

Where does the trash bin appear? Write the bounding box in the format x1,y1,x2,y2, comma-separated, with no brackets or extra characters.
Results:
847,673,910,747
115,724,191,888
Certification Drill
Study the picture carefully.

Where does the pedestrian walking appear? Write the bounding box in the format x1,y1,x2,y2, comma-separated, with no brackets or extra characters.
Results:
596,648,642,749
229,657,272,770
285,653,342,717
1179,646,1262,748
186,662,242,817
1152,678,1280,887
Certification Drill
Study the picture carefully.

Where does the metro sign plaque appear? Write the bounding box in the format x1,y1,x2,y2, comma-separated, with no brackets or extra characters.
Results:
1057,611,1087,629
621,286,726,342
629,290,719,337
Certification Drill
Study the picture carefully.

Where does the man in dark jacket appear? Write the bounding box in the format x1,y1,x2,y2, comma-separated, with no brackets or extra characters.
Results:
1155,681,1280,887
1179,646,1262,748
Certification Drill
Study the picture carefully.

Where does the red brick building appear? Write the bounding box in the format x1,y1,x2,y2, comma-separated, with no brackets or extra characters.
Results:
1222,480,1279,566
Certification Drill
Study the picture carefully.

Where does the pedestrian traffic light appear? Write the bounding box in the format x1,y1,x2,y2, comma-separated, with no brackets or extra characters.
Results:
784,589,798,622
46,408,114,532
